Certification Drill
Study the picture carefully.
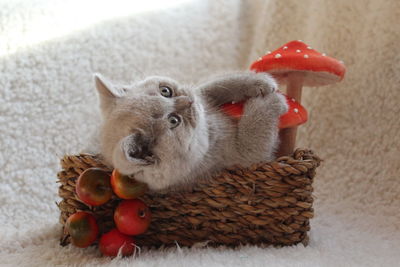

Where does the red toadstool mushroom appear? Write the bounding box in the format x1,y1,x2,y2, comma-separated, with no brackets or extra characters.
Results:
221,94,308,130
251,40,346,156
221,100,245,119
279,94,308,129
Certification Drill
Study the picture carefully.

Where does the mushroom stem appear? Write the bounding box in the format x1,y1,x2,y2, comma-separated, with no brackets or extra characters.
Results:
277,72,304,157
286,72,304,102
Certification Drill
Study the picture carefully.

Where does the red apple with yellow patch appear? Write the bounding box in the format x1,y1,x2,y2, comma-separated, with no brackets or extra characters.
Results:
110,169,148,200
76,168,112,206
64,211,99,248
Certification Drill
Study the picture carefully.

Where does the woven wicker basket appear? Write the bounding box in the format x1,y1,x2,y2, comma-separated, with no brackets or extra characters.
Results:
57,148,320,248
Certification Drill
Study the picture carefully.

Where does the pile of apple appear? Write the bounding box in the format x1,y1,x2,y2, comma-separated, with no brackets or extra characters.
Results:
64,168,151,257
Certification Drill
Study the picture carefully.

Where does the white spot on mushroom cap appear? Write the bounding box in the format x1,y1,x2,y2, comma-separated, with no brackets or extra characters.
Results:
294,108,299,113
258,57,262,61
340,60,344,64
304,54,309,58
298,40,303,42
322,53,326,56
283,46,288,50
307,46,312,49
266,51,271,54
291,98,296,102
275,53,282,58
296,50,301,53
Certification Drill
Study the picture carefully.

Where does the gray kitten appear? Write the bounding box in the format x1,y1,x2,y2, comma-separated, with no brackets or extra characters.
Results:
93,72,287,191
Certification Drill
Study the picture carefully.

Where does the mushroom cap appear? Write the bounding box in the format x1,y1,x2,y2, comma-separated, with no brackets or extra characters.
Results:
279,93,308,129
221,100,245,119
250,40,346,87
220,94,307,128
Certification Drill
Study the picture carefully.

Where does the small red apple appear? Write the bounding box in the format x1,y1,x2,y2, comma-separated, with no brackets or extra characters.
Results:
114,199,151,235
99,228,136,257
110,169,148,200
64,211,99,248
76,168,112,206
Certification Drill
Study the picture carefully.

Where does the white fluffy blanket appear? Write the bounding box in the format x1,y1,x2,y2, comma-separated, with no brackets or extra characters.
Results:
1,0,399,266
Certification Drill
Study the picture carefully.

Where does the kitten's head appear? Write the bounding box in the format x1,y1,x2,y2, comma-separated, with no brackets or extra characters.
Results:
94,74,207,190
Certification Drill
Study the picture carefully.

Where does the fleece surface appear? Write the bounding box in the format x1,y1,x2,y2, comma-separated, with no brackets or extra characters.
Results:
0,0,399,266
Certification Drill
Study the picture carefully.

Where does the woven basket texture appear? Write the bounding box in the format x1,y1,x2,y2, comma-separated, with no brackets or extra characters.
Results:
57,148,320,248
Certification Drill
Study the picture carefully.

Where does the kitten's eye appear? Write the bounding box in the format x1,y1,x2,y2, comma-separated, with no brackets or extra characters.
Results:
168,114,181,129
160,86,173,98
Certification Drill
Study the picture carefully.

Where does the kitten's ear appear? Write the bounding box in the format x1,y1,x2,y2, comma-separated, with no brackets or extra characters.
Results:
94,73,119,114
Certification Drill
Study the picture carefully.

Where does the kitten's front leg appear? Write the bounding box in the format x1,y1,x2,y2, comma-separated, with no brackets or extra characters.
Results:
199,72,277,106
236,92,288,162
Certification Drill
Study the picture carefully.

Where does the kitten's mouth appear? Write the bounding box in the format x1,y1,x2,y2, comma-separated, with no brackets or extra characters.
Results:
142,155,159,165
129,153,159,166
124,139,159,166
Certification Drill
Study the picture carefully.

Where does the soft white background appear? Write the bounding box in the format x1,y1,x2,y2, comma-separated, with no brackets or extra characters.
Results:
0,0,399,266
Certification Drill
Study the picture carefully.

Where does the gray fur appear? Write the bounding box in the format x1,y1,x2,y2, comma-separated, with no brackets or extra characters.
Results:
94,72,288,191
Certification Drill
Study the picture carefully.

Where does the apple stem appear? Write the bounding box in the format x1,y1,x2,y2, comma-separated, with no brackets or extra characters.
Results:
277,72,304,157
60,233,70,247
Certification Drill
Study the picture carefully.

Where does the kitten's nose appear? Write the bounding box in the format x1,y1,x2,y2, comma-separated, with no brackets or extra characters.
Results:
174,96,193,111
122,132,155,164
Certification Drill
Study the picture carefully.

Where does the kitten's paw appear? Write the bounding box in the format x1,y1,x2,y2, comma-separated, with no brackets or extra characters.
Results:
244,91,288,117
243,73,277,99
276,92,289,115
